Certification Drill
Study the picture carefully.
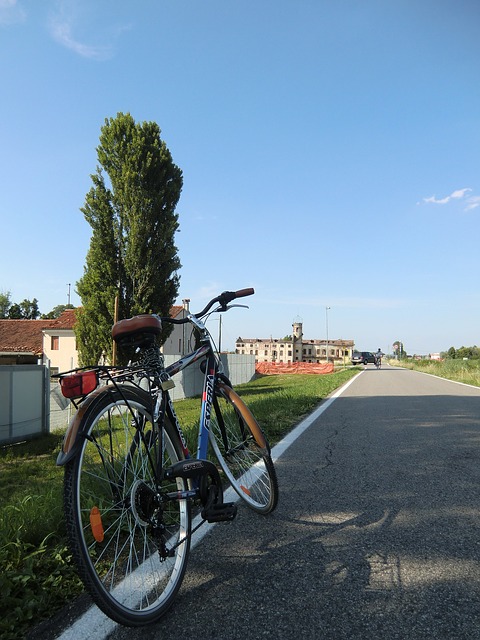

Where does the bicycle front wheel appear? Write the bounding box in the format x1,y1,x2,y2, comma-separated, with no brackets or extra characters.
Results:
209,381,278,514
63,386,191,627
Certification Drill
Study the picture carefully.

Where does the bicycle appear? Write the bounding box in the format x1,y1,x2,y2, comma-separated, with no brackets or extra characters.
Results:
55,288,278,627
374,351,383,369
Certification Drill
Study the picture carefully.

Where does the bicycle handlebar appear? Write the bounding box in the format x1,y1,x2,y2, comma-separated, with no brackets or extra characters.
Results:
162,288,254,325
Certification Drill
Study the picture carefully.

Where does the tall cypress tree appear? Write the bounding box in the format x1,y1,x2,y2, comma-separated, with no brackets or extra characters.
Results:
76,113,182,365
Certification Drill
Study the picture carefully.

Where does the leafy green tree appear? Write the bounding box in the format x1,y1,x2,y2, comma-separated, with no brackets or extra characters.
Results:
19,298,40,319
8,303,22,318
2,295,40,319
41,304,75,319
0,291,11,318
447,346,457,359
76,112,183,365
455,345,480,360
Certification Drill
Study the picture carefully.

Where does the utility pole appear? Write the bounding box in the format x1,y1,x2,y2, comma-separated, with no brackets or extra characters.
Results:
218,314,222,353
325,306,331,362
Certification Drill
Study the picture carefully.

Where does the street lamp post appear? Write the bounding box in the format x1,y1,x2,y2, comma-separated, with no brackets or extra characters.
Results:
325,306,331,362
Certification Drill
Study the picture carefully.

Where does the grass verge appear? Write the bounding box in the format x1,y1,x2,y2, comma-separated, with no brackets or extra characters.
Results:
391,358,480,387
0,368,358,639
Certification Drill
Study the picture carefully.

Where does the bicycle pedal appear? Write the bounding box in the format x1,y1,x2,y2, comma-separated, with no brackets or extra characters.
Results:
201,502,237,523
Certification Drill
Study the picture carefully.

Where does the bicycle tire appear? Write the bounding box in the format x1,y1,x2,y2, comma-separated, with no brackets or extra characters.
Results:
209,381,278,514
63,385,191,627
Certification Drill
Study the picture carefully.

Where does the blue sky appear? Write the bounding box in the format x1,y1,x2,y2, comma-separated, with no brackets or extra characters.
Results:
1,0,479,355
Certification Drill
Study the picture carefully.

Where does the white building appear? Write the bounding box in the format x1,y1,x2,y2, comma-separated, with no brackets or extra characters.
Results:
236,321,354,364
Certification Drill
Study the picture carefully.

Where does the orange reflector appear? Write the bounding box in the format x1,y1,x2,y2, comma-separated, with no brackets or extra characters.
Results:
90,506,104,542
240,485,251,496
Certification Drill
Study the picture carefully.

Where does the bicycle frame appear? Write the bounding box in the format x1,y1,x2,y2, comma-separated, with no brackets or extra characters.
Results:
163,327,223,464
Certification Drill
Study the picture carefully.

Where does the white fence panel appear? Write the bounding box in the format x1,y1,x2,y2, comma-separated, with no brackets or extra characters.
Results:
0,365,49,445
164,353,256,401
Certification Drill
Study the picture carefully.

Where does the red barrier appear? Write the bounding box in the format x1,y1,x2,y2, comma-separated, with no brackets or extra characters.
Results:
255,362,334,375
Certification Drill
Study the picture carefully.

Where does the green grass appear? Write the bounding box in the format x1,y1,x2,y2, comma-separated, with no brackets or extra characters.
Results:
391,358,480,387
0,369,358,639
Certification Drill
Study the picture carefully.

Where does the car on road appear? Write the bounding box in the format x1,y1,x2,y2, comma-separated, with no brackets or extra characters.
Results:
351,351,376,365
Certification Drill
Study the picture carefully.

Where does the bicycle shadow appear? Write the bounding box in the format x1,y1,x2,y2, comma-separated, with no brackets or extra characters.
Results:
157,500,404,640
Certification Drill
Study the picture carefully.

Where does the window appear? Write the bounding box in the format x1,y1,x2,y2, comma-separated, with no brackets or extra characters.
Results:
51,336,59,350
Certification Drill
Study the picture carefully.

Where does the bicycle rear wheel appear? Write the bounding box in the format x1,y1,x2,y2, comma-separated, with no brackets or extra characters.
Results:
63,386,191,627
209,381,278,514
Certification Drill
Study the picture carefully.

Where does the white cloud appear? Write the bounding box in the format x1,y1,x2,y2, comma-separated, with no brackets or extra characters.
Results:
465,196,480,212
0,0,26,25
48,1,130,60
423,188,472,205
48,14,113,60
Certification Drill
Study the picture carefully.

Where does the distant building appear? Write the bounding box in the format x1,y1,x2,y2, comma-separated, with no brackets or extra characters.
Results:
235,321,354,364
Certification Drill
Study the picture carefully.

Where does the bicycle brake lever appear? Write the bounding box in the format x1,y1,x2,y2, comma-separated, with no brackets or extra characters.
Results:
214,303,249,312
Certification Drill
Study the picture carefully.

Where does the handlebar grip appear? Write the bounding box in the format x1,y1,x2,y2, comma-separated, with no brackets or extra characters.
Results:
234,288,255,299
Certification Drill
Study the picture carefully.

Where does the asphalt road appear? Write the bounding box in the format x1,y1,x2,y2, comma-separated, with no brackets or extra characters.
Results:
52,364,480,640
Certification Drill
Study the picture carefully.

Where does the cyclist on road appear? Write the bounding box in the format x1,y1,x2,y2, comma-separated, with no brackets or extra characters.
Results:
374,348,384,367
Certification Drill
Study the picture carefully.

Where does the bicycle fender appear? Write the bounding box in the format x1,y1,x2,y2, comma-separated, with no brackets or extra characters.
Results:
56,387,113,466
217,382,270,454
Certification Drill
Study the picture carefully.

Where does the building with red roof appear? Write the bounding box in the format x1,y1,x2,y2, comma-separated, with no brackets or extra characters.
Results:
0,302,191,371
0,309,78,369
